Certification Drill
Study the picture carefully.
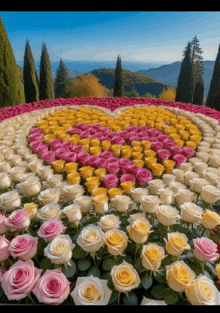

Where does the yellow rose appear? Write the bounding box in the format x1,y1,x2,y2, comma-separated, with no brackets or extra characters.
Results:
185,275,220,305
186,141,197,149
111,261,141,293
163,160,176,174
201,209,220,229
120,181,135,194
23,202,38,220
92,187,107,197
143,149,156,157
104,229,128,256
141,243,165,273
121,148,132,159
94,195,108,214
43,134,56,144
126,213,153,243
110,144,121,157
101,141,111,151
85,177,100,193
166,260,196,292
89,145,102,156
67,172,81,185
52,160,65,173
132,159,145,168
64,162,78,174
165,232,190,256
90,137,100,147
80,166,94,180
151,163,164,177
108,188,123,199
145,156,157,169
142,141,152,150
94,168,106,182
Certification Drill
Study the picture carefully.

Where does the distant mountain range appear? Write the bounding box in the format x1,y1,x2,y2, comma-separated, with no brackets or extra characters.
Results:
136,60,215,98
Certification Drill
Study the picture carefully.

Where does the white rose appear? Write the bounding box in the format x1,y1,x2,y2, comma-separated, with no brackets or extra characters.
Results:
147,179,164,195
170,182,187,193
74,196,93,214
93,196,108,215
180,162,193,172
172,169,185,184
63,184,84,201
185,275,220,305
37,165,53,180
189,178,210,193
19,172,36,182
44,234,75,265
200,185,220,204
193,161,208,177
126,213,153,243
7,154,22,166
97,214,121,232
184,171,200,186
159,188,174,205
62,203,82,225
112,195,132,212
28,158,44,173
131,188,148,203
162,174,176,186
0,190,21,211
71,275,112,305
0,172,11,189
38,188,60,205
77,224,105,253
42,174,63,189
175,189,195,206
7,166,26,181
16,177,42,196
179,202,203,224
156,205,181,226
141,195,161,213
37,203,61,222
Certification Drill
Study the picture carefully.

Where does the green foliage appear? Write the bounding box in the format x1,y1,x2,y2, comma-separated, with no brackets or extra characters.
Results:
54,58,69,98
39,42,55,100
128,85,139,97
0,16,25,107
23,39,39,103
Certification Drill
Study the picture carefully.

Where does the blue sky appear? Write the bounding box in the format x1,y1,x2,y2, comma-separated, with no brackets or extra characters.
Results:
1,11,220,64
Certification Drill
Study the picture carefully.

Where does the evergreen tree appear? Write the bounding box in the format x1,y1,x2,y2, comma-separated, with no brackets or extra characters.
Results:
54,58,69,98
191,36,204,105
175,42,193,103
23,39,39,103
113,55,124,97
206,44,220,108
0,16,25,107
128,85,139,97
39,42,55,100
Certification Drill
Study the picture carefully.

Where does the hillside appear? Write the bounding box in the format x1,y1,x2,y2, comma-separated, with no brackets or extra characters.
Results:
75,68,169,97
137,60,215,97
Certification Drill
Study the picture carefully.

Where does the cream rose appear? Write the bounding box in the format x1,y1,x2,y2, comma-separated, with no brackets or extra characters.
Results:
37,165,53,180
44,234,75,265
38,188,60,205
156,205,181,226
147,179,164,195
185,275,220,305
0,190,21,212
93,196,108,215
7,166,27,182
28,159,44,173
166,260,196,292
16,177,42,196
74,196,93,214
110,260,141,293
175,189,196,206
62,203,82,225
162,174,176,186
43,174,63,189
112,195,132,212
63,184,84,201
0,172,11,189
179,202,203,224
37,203,61,222
165,232,190,256
97,214,121,232
200,185,220,204
141,243,165,273
131,188,148,203
77,224,105,253
126,213,153,243
159,188,174,205
141,195,161,213
104,229,128,256
189,178,210,193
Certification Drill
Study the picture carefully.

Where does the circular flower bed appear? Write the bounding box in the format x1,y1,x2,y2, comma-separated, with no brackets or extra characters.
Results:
0,97,220,305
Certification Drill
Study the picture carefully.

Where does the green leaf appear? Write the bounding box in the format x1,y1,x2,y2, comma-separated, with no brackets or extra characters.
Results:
108,290,119,304
123,292,138,305
102,271,114,289
102,257,117,271
62,260,77,278
87,266,101,278
72,244,87,259
164,288,179,305
141,273,153,290
77,258,92,272
40,258,51,271
150,284,167,300
134,257,146,273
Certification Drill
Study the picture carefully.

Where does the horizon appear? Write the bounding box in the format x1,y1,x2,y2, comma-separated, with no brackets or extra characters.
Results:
1,11,220,65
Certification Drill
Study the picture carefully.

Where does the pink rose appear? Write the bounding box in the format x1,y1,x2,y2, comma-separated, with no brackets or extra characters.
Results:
48,138,62,150
55,148,70,159
119,158,132,173
87,155,99,167
0,235,10,261
193,237,219,262
100,151,114,159
173,154,187,167
32,268,70,305
151,141,164,151
28,132,43,142
111,135,125,145
136,168,152,185
29,140,43,152
0,211,9,234
120,173,136,183
71,145,84,154
170,146,182,155
106,163,120,174
127,164,140,176
118,130,129,139
9,234,38,260
63,151,77,163
37,220,66,241
103,174,119,189
77,152,90,166
95,157,107,168
163,138,175,149
0,267,6,280
157,148,171,160
1,259,42,301
6,209,30,231
42,151,56,164
182,147,195,159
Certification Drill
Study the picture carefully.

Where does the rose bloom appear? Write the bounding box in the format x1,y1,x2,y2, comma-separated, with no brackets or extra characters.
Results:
159,188,174,205
97,214,121,232
165,232,190,256
120,181,135,195
136,168,152,185
37,203,61,222
62,203,82,225
6,209,30,231
9,234,38,261
126,213,153,244
93,195,108,214
0,172,11,189
63,184,84,201
201,209,220,230
120,173,136,184
103,174,119,189
148,179,164,195
185,275,220,305
141,243,165,273
179,202,203,224
104,229,128,256
112,195,131,212
0,211,9,234
110,260,141,293
77,224,105,253
44,234,75,265
166,260,196,292
193,237,219,262
74,196,93,214
0,235,10,261
175,189,195,206
16,176,42,196
37,220,66,241
0,190,21,212
32,268,70,305
200,185,220,204
156,205,181,226
141,195,161,213
173,154,187,167
71,275,112,305
1,259,42,301
38,188,60,205
131,187,148,203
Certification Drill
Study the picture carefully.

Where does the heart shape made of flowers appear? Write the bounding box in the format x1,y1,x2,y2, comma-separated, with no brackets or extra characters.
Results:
27,105,201,198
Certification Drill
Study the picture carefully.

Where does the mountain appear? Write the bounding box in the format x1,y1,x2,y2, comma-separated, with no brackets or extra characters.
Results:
137,61,215,98
85,68,169,97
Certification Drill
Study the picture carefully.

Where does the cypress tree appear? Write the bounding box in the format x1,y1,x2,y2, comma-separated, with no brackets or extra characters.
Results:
113,55,124,97
205,44,220,108
175,42,193,103
0,16,25,107
191,36,204,105
23,39,39,103
39,42,55,100
54,58,69,98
